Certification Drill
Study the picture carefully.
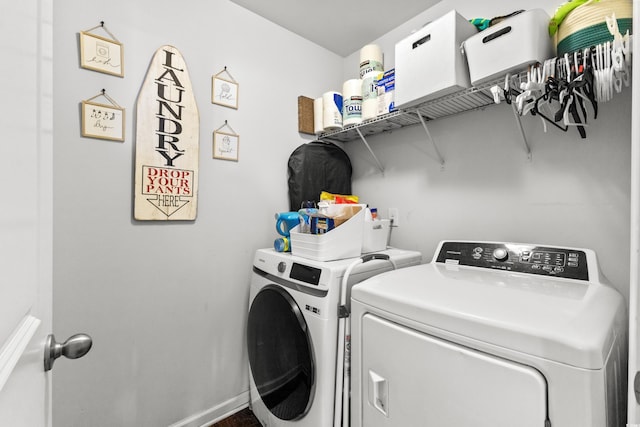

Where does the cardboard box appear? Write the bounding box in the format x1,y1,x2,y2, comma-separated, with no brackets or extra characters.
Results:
297,95,315,135
376,69,396,115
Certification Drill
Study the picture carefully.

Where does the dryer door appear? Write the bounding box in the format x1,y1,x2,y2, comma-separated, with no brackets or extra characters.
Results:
359,314,549,427
247,285,315,421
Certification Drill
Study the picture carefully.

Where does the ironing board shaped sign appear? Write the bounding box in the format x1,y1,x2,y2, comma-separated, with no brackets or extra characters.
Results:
134,45,199,220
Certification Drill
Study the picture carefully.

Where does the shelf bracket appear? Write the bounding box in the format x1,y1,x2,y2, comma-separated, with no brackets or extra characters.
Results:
510,103,532,161
355,127,384,173
415,112,445,167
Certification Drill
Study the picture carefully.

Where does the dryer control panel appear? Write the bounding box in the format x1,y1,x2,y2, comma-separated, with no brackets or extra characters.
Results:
435,241,589,281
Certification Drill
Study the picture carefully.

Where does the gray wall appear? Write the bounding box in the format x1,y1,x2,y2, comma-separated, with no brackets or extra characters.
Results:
53,0,632,426
342,0,631,300
52,1,340,426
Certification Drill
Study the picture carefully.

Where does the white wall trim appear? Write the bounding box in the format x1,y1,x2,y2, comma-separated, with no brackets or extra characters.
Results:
0,315,41,393
167,391,249,427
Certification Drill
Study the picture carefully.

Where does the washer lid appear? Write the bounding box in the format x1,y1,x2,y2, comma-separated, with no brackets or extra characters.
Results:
351,263,625,369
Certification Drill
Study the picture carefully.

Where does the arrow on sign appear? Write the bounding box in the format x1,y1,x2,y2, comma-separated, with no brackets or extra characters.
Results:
146,195,190,218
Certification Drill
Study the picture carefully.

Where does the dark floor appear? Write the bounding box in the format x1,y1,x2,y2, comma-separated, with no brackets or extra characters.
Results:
210,407,262,427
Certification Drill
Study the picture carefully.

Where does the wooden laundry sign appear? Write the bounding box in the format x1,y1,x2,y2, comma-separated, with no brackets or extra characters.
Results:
134,45,199,220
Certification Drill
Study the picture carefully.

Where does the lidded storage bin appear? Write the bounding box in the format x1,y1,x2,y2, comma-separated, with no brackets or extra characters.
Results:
462,9,555,85
395,10,478,109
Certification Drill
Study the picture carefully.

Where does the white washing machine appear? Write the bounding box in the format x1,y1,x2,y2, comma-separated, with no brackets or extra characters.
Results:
247,247,422,427
350,241,628,427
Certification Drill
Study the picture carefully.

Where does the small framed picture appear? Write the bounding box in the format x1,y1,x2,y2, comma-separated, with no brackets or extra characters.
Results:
79,31,124,77
213,131,239,161
212,76,239,109
81,100,125,141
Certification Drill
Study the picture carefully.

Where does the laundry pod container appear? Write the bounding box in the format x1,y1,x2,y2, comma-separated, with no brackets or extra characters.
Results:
462,9,555,85
395,10,478,109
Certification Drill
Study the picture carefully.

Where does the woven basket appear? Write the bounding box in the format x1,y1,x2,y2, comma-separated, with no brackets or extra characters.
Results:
556,0,632,56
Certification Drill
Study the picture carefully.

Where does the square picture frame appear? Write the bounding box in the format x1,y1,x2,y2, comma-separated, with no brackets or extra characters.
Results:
212,76,239,109
81,100,125,141
213,131,239,161
79,31,124,77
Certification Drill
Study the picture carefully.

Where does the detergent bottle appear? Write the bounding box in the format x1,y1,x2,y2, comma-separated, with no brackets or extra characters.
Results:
273,237,291,252
297,208,319,233
275,212,301,237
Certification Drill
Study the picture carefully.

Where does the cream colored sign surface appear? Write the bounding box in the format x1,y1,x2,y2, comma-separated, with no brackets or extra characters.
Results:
134,45,199,220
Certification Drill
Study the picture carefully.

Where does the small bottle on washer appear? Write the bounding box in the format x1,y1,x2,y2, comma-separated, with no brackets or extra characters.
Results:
274,237,290,252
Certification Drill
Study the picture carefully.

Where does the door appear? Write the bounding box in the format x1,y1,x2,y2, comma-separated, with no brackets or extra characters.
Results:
0,1,53,425
246,285,315,421
631,0,640,423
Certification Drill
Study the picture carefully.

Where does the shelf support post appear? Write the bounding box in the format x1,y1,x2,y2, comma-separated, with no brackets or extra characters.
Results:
510,103,532,160
416,112,445,167
355,127,384,173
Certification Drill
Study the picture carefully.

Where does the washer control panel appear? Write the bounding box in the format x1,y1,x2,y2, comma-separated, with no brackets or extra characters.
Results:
435,241,589,281
289,262,322,286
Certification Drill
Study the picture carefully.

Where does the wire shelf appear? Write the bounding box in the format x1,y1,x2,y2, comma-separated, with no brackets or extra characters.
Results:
320,110,419,143
318,76,510,144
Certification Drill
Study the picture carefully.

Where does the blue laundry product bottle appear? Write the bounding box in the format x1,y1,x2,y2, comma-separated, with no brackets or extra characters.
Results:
275,212,302,237
298,208,319,216
274,237,291,252
310,216,335,234
297,208,319,233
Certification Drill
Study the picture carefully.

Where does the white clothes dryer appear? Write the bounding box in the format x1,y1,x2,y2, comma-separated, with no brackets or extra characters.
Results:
350,241,627,427
247,248,422,427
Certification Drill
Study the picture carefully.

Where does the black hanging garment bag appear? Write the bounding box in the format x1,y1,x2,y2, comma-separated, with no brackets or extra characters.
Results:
287,141,352,211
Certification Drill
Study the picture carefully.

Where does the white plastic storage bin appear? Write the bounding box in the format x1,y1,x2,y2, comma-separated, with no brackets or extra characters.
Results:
395,10,478,109
462,9,554,85
290,204,365,261
362,219,391,253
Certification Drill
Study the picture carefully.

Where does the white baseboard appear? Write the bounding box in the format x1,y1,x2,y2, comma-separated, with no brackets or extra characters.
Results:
167,391,250,427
